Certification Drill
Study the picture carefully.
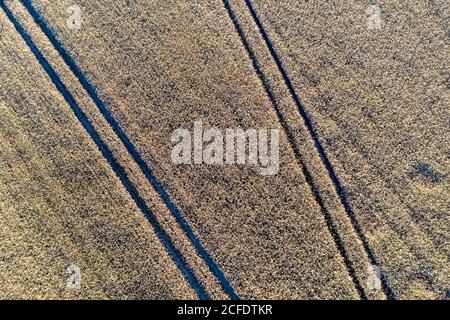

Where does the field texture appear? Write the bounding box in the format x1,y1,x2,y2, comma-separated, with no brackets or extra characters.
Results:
0,0,448,299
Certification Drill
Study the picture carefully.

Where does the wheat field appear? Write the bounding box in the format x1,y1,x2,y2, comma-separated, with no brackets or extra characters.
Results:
0,0,448,299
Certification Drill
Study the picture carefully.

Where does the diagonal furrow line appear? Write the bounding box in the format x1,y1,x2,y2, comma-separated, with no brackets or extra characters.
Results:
242,0,396,299
20,0,239,299
0,0,211,299
222,0,367,300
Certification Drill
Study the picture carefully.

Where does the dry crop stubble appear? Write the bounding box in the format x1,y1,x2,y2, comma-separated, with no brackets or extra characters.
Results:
22,0,365,298
1,0,447,299
249,0,449,298
5,0,230,299
0,7,197,299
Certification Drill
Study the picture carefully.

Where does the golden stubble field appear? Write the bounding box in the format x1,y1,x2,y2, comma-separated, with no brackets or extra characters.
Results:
0,5,197,299
0,0,448,299
249,0,449,298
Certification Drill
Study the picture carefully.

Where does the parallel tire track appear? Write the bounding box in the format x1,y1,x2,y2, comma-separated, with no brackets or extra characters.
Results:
20,0,239,300
222,0,367,300
242,0,396,299
0,0,211,299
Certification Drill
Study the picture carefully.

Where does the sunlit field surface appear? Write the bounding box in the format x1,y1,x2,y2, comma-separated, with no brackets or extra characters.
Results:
0,0,448,300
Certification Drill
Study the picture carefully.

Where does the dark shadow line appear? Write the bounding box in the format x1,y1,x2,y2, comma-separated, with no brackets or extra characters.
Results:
222,0,367,299
20,0,239,300
0,0,209,299
243,0,395,299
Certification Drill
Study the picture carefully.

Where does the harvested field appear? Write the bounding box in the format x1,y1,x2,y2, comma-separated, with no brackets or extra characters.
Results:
0,0,448,300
